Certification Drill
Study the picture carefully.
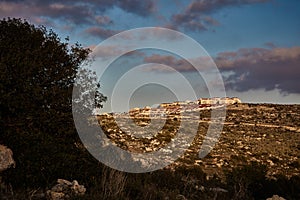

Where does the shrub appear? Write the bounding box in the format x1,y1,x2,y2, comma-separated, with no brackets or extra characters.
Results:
0,18,106,188
225,162,267,200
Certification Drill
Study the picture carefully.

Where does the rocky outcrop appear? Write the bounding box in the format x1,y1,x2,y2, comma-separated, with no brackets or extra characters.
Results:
266,195,286,200
47,179,86,200
0,145,15,172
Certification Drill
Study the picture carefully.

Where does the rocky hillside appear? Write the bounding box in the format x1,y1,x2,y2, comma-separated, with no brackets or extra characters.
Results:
98,103,300,179
182,103,300,179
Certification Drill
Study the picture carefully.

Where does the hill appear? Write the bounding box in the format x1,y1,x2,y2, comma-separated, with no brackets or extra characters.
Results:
98,103,300,179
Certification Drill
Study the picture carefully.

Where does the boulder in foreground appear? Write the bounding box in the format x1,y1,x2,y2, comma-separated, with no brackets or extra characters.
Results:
47,179,86,200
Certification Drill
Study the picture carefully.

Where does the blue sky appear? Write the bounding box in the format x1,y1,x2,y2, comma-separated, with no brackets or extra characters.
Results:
1,0,300,112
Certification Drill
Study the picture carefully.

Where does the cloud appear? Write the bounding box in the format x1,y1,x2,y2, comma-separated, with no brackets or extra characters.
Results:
141,46,300,95
143,54,214,72
90,45,125,58
84,27,120,39
84,26,185,41
94,15,112,25
0,1,106,25
137,27,184,41
117,0,155,17
171,0,270,31
0,0,155,26
88,44,145,59
215,46,300,94
172,13,208,31
144,54,194,72
187,0,269,13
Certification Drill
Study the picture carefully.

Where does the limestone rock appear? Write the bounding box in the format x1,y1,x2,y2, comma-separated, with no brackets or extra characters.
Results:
266,195,286,200
0,145,15,172
47,179,86,200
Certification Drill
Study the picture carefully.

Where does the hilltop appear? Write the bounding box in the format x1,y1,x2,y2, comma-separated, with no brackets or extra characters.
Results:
98,102,300,179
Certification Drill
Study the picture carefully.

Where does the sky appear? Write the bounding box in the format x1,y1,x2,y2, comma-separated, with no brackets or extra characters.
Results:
1,0,300,112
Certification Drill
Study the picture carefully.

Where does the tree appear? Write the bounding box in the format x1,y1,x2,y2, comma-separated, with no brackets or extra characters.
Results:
0,18,106,187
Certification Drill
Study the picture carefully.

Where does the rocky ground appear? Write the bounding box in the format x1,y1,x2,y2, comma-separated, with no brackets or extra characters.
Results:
98,103,300,180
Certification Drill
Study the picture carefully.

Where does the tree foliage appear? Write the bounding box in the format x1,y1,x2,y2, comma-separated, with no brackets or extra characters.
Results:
0,18,106,187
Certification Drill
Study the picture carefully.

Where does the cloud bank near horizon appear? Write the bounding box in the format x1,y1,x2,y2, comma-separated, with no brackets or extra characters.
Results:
141,46,300,95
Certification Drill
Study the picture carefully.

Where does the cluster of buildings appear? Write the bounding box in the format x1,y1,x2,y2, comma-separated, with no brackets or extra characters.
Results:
198,97,241,105
159,97,241,108
127,97,241,116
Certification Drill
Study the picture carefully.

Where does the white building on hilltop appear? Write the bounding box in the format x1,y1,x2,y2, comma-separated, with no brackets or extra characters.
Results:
198,97,241,105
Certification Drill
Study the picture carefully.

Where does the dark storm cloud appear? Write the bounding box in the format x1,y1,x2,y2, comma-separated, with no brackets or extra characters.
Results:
215,47,300,94
142,46,300,95
172,0,270,31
